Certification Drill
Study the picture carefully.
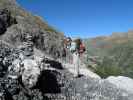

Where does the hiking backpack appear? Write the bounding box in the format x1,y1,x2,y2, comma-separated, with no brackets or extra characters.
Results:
74,38,81,51
79,42,86,53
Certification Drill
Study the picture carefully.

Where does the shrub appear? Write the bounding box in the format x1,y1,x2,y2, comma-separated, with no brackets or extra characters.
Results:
94,66,123,78
93,56,123,78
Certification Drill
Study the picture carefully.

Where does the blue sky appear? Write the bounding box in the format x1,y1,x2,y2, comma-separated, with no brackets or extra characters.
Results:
17,0,133,38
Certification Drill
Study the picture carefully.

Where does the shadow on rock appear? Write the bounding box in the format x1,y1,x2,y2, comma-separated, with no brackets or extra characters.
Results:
35,70,61,94
45,59,63,69
0,9,17,35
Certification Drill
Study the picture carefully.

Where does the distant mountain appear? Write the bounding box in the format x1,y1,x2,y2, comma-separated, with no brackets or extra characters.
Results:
85,31,133,78
85,31,133,56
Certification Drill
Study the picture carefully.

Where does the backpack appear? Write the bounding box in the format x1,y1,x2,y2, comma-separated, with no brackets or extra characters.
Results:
79,43,86,53
74,38,81,51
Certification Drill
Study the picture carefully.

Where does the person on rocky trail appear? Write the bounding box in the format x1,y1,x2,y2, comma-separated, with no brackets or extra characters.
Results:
79,40,86,65
65,37,72,49
70,38,86,77
63,37,72,63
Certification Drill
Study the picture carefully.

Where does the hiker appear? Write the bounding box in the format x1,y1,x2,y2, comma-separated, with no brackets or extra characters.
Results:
63,37,72,63
65,37,72,49
70,38,86,77
79,41,86,64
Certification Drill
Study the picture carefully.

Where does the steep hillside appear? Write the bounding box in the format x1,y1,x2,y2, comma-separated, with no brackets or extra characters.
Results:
85,31,133,78
0,0,64,59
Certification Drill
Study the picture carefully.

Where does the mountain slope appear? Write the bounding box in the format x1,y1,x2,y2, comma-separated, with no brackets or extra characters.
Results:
0,0,64,59
85,31,133,78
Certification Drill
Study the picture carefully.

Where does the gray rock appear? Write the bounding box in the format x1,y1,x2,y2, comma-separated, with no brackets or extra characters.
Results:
40,66,133,100
106,76,133,94
0,0,64,59
21,59,40,88
0,8,17,35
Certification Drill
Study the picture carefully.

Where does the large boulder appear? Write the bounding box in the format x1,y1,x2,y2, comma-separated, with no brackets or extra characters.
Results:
0,41,19,77
21,59,41,88
106,76,133,93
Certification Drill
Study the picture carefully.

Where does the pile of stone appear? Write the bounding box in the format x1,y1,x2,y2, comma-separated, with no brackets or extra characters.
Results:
21,33,34,59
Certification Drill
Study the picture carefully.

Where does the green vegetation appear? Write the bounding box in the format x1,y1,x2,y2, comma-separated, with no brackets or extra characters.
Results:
95,66,123,78
85,33,133,78
94,57,123,78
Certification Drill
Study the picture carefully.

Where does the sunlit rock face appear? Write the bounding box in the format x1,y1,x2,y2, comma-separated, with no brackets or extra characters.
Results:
106,76,133,93
21,59,41,88
0,0,64,59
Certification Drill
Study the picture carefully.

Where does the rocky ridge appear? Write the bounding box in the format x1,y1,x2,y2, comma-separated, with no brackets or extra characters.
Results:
0,0,64,59
0,35,133,100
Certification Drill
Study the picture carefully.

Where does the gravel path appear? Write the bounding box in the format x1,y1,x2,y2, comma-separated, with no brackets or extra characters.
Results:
63,63,101,79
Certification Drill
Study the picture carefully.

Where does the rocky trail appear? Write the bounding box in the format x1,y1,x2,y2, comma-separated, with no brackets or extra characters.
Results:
63,62,101,79
43,61,133,100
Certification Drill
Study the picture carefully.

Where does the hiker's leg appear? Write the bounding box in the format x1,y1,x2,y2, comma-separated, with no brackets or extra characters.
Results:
77,53,80,76
70,52,73,64
73,53,77,76
71,54,73,64
65,50,67,63
74,53,79,76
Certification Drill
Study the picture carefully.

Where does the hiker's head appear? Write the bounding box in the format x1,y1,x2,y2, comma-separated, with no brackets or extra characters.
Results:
66,37,72,42
64,37,71,43
63,37,72,49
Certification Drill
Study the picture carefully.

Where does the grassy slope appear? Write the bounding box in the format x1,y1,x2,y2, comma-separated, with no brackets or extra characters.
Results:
85,31,133,78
